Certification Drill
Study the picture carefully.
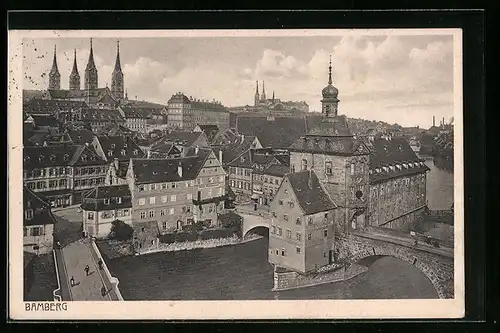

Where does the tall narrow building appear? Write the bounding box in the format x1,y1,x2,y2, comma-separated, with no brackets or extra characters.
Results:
84,38,98,91
48,45,61,90
321,56,339,117
254,81,260,106
69,49,81,90
111,40,124,100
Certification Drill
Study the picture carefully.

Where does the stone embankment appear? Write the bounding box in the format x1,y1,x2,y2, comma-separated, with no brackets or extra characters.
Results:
136,234,263,256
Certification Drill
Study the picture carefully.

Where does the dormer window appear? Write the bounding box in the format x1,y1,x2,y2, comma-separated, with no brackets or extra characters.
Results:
104,198,110,205
81,155,87,161
63,154,69,161
39,155,44,162
301,159,308,171
108,150,113,156
117,197,122,204
111,144,116,148
49,155,56,162
124,143,128,148
133,150,138,155
121,149,126,156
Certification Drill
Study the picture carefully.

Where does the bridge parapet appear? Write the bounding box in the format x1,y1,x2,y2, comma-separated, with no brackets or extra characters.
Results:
335,232,454,299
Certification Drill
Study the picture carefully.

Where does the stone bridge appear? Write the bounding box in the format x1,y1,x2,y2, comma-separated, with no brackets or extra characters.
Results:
240,212,270,238
336,231,454,299
236,207,454,299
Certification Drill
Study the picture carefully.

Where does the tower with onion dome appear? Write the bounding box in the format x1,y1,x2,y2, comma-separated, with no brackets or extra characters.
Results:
321,56,339,117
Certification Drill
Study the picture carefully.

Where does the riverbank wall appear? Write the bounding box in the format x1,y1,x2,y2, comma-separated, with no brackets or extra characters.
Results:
272,263,368,292
136,234,263,256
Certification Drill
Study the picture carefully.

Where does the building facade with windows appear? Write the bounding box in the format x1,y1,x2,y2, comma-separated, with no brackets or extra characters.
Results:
23,144,108,207
268,170,337,273
81,184,133,238
125,148,226,234
166,93,230,130
23,187,56,254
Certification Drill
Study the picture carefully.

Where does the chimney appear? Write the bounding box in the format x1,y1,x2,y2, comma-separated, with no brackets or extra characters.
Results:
113,157,119,169
241,134,245,144
433,116,435,127
218,149,223,164
147,150,151,159
195,145,199,155
308,170,313,189
178,162,183,178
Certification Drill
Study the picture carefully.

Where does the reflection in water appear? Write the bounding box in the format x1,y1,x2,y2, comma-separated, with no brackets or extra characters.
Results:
423,155,454,211
107,237,438,300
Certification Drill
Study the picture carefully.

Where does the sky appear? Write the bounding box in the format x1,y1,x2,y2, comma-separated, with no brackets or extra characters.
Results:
22,34,456,128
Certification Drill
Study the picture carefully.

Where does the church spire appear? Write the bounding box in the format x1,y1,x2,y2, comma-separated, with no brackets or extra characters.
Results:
69,49,81,90
84,38,98,90
254,81,260,106
111,39,124,100
261,81,266,100
272,90,275,102
255,81,259,95
48,45,61,90
328,55,332,85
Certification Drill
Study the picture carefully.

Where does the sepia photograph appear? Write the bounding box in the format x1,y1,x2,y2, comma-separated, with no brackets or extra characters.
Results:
8,28,464,320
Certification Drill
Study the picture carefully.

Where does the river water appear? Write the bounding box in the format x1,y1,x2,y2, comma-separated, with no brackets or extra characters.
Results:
105,157,453,300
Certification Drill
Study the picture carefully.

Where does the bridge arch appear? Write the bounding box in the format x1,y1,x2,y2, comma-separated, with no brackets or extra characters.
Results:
239,212,270,239
348,245,450,299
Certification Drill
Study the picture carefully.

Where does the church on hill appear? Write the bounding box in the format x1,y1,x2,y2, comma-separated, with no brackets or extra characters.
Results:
253,81,309,113
45,39,127,109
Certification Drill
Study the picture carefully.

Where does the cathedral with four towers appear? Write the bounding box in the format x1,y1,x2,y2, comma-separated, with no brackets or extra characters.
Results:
46,39,126,109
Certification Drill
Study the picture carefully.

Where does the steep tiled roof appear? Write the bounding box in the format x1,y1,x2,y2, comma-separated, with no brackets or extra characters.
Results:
306,116,352,137
155,131,204,148
221,135,259,164
64,129,96,145
47,89,87,99
289,136,369,156
168,93,191,104
286,170,337,215
365,137,429,183
367,137,422,169
23,90,46,103
80,108,124,122
210,128,240,146
26,131,52,146
260,164,289,177
81,185,132,211
23,143,106,169
97,123,135,136
227,148,277,169
24,99,87,114
131,149,211,184
121,100,166,110
97,135,143,161
196,124,219,142
119,105,151,119
236,115,323,148
31,114,60,128
23,186,57,227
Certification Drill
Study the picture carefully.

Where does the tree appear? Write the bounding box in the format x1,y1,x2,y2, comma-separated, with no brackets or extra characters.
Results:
109,220,134,241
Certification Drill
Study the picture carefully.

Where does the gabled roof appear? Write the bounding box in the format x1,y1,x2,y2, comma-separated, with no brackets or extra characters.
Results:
68,145,108,166
149,142,181,156
31,114,60,128
47,89,87,99
97,123,135,136
97,135,143,161
236,115,323,148
289,136,369,156
285,170,337,215
367,137,423,169
260,163,289,177
80,108,124,122
119,105,151,119
196,124,219,142
24,186,57,226
155,131,204,148
219,135,259,165
24,98,87,114
23,89,46,103
81,185,132,211
64,129,96,145
131,149,211,184
210,128,240,146
306,115,352,137
121,99,166,110
227,148,277,168
24,144,81,169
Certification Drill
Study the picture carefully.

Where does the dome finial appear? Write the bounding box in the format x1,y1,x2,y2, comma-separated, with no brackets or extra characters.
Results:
328,55,332,85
